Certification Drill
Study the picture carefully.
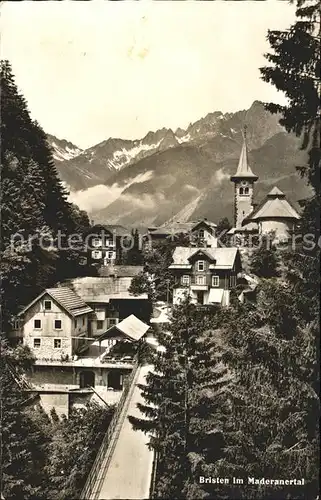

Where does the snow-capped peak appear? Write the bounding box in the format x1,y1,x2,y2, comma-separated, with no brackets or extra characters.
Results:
47,134,83,162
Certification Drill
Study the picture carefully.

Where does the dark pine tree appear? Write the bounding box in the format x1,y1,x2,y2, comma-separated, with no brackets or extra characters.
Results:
0,60,90,331
249,234,280,278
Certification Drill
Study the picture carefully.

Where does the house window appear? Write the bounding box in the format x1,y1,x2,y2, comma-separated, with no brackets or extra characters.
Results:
34,319,41,329
82,317,85,326
97,320,104,330
54,339,61,349
197,261,205,272
33,338,41,348
13,319,20,330
74,319,78,328
107,251,115,259
212,275,219,287
181,275,190,286
54,319,62,330
80,371,95,388
44,300,52,310
92,237,102,247
92,250,102,259
196,275,206,285
199,229,204,239
105,238,115,247
109,318,118,326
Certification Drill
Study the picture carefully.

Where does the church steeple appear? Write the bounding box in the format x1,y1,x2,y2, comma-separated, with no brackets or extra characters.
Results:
230,126,258,228
230,126,258,182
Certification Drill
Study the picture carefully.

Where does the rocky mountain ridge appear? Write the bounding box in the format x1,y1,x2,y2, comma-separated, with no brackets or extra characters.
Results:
47,134,83,162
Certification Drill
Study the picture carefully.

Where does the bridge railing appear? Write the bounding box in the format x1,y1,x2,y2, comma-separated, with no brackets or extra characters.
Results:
80,359,140,500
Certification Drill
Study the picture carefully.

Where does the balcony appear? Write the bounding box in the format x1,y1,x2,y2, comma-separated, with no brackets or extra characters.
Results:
105,240,116,248
179,276,210,289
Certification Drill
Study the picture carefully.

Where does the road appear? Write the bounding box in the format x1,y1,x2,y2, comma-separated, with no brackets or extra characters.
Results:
97,364,154,500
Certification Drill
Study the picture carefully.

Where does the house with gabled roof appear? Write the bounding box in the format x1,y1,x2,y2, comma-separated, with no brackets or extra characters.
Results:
15,286,138,417
84,223,130,267
92,314,150,354
242,186,300,238
169,246,241,307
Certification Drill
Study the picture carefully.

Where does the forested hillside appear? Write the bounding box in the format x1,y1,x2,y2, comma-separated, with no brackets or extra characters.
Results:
129,1,320,498
0,60,91,332
0,61,109,500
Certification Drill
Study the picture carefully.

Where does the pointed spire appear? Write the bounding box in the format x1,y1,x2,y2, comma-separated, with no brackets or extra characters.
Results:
230,126,258,182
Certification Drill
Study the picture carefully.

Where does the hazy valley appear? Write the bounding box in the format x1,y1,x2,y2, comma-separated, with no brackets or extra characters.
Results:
48,101,311,227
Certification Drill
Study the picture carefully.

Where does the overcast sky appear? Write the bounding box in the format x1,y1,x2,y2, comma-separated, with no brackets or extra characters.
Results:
1,1,296,149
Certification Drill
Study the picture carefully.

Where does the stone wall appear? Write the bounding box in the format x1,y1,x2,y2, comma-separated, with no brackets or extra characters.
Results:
27,365,132,416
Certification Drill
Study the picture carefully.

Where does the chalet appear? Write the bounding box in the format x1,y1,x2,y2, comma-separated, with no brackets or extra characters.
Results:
169,247,241,307
16,287,138,417
147,219,218,248
25,351,135,418
98,265,144,278
70,276,151,336
190,219,217,247
84,224,130,267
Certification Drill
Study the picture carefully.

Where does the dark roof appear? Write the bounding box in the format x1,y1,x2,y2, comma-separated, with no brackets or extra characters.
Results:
149,221,195,236
19,287,93,317
243,186,300,224
87,224,130,237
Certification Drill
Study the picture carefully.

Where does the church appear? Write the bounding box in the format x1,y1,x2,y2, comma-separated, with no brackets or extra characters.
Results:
228,127,300,241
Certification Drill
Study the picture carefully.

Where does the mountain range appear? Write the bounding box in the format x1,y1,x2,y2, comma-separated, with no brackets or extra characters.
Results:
47,101,311,227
